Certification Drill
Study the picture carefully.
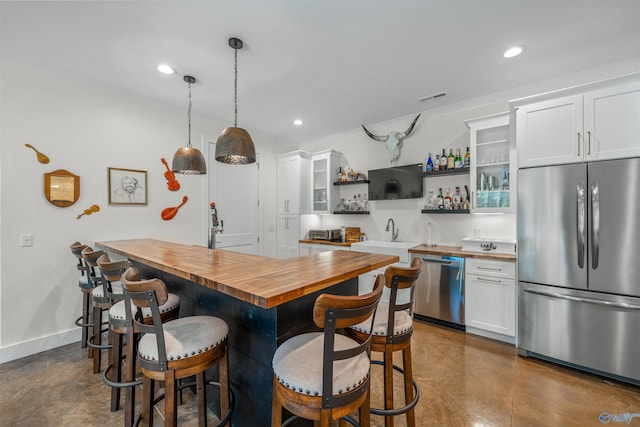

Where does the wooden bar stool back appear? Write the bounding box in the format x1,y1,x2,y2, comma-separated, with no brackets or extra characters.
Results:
105,266,181,427
121,267,232,427
348,257,422,427
271,275,385,427
70,242,94,355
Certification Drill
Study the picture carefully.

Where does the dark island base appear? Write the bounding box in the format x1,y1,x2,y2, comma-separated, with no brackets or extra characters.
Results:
134,261,358,427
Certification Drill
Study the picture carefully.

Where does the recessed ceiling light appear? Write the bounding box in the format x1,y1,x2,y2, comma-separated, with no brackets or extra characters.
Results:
503,46,523,58
293,119,303,126
157,64,176,75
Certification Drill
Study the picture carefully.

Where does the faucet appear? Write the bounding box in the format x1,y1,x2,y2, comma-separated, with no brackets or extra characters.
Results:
386,218,399,242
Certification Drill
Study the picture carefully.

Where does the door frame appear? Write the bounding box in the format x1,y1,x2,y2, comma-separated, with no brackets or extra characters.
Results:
201,140,262,255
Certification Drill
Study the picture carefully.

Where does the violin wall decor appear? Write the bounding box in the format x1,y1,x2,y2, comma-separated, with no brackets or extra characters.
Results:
77,204,100,219
161,196,188,220
160,158,180,191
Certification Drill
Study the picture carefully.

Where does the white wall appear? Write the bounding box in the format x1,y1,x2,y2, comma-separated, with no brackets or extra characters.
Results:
300,103,517,246
0,66,286,362
298,58,640,246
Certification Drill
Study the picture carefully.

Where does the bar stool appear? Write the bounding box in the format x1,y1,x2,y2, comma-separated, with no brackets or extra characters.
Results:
82,246,120,374
121,267,233,427
104,266,181,427
95,254,132,412
348,258,422,427
70,242,97,356
271,275,385,427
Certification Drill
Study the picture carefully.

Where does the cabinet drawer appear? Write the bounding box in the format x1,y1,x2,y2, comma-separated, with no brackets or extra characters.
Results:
466,258,515,279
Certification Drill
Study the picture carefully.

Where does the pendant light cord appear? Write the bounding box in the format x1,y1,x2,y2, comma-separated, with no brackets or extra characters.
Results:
187,81,192,147
234,47,238,127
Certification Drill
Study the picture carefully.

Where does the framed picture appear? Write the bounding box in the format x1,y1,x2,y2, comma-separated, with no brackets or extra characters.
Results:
108,167,148,205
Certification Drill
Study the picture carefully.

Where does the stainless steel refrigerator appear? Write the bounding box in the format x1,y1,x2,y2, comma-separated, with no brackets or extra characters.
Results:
518,157,640,385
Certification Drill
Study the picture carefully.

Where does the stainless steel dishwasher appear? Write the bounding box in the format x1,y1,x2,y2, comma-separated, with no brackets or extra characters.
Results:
412,254,465,328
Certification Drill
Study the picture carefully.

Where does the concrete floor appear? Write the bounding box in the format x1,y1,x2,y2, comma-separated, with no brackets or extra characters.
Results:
1,320,639,426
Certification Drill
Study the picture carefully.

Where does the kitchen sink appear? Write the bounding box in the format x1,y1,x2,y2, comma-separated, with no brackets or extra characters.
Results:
350,240,418,263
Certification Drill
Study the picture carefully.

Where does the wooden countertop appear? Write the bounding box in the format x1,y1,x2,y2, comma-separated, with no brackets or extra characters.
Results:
96,239,398,309
299,239,352,247
410,244,517,261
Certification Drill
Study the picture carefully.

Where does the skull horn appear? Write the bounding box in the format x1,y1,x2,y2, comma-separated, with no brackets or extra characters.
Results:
361,124,387,142
402,113,421,137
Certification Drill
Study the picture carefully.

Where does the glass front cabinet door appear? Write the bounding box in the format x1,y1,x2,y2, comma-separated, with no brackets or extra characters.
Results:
311,150,342,214
465,112,515,213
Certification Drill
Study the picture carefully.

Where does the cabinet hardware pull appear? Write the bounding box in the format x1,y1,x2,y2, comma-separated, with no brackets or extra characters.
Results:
477,277,502,284
477,266,502,271
587,131,591,155
577,132,581,156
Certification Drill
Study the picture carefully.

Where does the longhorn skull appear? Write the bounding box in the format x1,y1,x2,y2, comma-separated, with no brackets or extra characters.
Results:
362,114,421,163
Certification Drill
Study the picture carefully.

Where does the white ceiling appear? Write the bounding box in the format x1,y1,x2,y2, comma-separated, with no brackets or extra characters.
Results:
2,1,639,145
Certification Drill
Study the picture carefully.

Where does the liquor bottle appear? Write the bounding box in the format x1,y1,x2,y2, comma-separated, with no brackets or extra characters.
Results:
452,186,462,210
440,149,447,170
437,188,444,210
434,154,440,171
464,147,471,168
444,188,452,210
425,153,434,172
447,149,455,169
454,148,463,168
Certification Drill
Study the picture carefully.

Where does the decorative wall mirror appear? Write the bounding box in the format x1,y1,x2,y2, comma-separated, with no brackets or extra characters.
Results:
44,169,80,207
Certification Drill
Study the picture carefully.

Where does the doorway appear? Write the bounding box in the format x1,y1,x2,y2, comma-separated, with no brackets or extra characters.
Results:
206,141,260,254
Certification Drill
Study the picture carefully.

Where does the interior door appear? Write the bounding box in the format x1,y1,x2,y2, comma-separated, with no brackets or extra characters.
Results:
207,142,260,254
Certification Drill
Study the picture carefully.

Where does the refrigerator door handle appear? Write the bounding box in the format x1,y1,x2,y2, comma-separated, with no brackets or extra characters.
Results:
577,182,586,269
591,181,600,269
523,288,640,310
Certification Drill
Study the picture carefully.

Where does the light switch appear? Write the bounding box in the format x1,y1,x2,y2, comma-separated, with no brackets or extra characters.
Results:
20,234,33,247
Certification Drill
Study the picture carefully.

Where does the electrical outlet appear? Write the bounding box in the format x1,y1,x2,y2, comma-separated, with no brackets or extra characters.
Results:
20,234,33,247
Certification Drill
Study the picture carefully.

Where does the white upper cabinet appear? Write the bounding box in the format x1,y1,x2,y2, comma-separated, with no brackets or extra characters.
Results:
516,94,583,167
310,150,342,214
584,81,640,161
515,77,640,168
465,112,515,213
277,151,310,215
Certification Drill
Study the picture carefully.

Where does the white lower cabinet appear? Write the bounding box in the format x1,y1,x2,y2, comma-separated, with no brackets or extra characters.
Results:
276,215,300,259
465,258,516,344
299,243,349,256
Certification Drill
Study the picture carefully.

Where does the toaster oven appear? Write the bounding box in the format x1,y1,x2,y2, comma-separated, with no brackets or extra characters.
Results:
309,229,341,241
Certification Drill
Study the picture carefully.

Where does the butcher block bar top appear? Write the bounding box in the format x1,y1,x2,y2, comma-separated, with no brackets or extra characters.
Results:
96,238,398,309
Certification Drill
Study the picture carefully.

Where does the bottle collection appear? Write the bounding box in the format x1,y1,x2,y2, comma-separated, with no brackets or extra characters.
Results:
425,147,470,172
424,186,470,211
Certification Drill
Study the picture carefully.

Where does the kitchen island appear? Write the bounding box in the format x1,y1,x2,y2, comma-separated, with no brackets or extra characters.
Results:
96,239,398,426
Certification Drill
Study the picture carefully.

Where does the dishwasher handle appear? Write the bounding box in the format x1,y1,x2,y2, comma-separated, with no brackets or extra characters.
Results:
417,256,462,267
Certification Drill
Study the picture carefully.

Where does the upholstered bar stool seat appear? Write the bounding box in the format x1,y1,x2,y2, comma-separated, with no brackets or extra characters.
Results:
273,333,370,398
348,258,422,427
121,267,233,427
271,275,384,427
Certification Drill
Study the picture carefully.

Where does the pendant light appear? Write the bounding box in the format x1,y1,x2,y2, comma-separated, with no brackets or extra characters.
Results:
215,37,256,164
172,75,207,174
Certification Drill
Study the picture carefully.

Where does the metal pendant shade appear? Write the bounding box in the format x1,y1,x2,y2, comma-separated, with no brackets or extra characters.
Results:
215,37,256,165
172,75,207,174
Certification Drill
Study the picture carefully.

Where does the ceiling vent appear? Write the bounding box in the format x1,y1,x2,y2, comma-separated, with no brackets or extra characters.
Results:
418,91,447,102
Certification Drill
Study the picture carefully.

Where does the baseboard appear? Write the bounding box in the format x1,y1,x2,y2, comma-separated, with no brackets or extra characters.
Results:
0,328,80,364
